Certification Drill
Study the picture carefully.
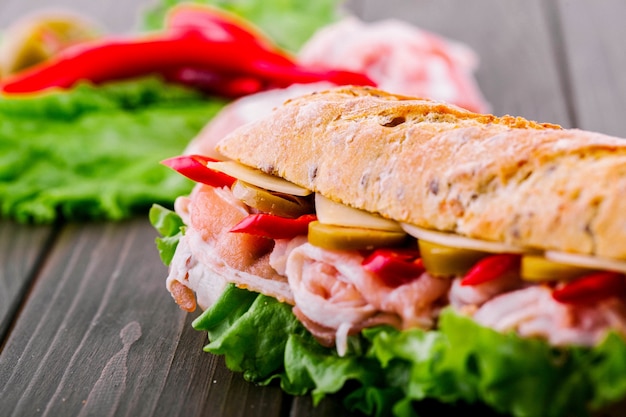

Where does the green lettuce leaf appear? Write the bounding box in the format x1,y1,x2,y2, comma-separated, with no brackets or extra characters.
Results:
149,204,186,265
192,283,383,401
194,285,298,381
358,310,626,417
142,0,343,53
190,288,626,417
0,77,226,223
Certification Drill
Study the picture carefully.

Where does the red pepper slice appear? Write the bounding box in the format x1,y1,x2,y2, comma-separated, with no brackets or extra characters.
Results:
0,30,269,93
161,154,235,188
230,213,317,239
362,248,424,287
163,67,265,97
460,254,521,286
165,4,292,65
552,271,626,305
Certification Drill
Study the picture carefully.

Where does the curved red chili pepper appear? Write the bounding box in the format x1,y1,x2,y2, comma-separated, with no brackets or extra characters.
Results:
362,248,425,287
161,155,235,188
165,4,290,63
0,32,235,93
460,254,521,286
163,68,266,97
164,6,375,89
0,30,374,94
0,8,375,95
230,213,317,239
552,271,626,305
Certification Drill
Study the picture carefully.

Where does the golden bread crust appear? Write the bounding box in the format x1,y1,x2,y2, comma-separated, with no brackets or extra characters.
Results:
216,86,626,260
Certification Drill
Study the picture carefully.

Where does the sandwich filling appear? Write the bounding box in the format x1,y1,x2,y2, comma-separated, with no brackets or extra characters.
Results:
164,158,626,355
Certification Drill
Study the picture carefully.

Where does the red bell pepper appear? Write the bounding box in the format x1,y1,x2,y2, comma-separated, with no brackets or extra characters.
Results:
230,213,317,239
460,254,521,286
552,271,626,305
161,155,235,188
362,248,425,287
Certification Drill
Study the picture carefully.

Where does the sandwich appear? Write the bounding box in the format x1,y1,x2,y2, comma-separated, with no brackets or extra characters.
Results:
151,86,626,417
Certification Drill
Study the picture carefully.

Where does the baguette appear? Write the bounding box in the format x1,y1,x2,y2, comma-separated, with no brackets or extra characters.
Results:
217,86,626,260
154,85,626,417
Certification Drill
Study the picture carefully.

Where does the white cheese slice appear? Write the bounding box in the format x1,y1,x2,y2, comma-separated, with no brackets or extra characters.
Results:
315,193,404,232
207,161,311,196
401,223,529,254
546,251,626,274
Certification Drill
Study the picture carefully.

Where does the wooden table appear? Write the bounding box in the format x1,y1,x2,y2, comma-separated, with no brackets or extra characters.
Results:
2,1,626,416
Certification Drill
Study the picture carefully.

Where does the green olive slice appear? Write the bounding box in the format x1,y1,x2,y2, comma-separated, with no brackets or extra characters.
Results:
308,221,407,251
418,240,486,277
232,180,313,218
521,255,596,282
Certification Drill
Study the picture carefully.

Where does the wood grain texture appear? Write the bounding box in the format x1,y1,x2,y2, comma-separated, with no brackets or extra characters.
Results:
555,0,626,136
0,220,191,416
0,219,291,417
0,221,52,341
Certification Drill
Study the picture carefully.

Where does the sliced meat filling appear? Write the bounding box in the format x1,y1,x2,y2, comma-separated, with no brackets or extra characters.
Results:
166,185,293,311
450,276,626,346
286,242,450,353
166,184,626,351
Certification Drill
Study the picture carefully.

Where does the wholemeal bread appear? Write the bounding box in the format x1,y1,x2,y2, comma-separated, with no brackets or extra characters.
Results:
216,86,626,260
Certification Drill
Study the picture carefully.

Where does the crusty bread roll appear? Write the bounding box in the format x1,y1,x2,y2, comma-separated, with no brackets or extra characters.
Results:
216,86,626,260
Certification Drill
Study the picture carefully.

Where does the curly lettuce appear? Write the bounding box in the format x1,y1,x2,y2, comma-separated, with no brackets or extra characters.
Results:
150,203,186,265
0,78,226,223
150,205,626,417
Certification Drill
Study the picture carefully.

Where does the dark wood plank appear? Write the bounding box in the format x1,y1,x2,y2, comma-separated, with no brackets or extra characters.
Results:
0,219,286,417
360,0,572,126
0,220,308,407
0,221,53,341
555,0,626,136
154,317,286,417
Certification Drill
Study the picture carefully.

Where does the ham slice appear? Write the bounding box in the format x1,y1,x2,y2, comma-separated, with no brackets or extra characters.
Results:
167,235,227,311
471,285,626,346
299,17,490,113
449,271,526,310
166,185,294,310
285,242,450,353
269,236,309,276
